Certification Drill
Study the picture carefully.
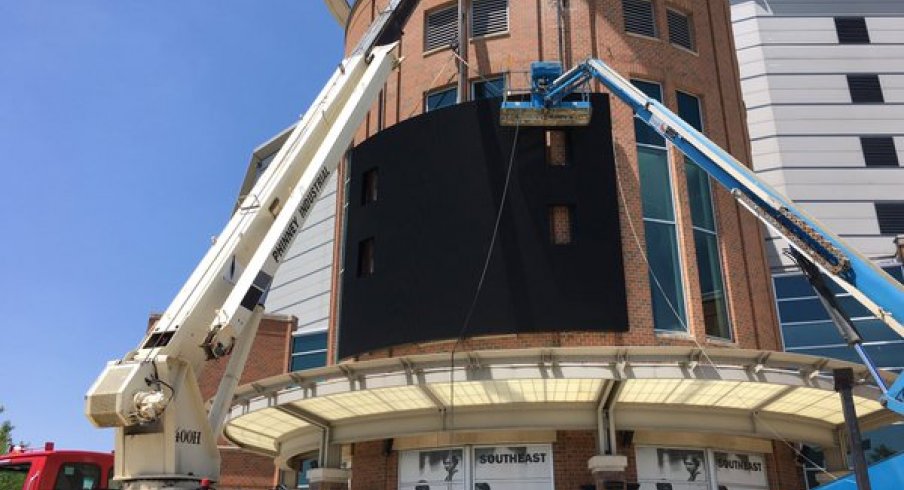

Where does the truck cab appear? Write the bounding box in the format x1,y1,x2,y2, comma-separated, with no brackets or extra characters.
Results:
0,444,114,490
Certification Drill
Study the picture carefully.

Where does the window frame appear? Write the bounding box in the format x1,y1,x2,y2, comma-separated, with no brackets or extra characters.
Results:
875,202,904,235
633,79,689,334
470,0,510,39
622,0,658,39
847,74,884,104
835,16,870,44
666,8,696,52
677,90,733,340
424,85,458,112
470,75,506,100
423,3,459,53
861,136,899,168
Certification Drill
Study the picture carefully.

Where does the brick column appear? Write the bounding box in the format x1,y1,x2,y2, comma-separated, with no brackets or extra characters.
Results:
588,455,630,490
895,235,904,262
307,468,350,490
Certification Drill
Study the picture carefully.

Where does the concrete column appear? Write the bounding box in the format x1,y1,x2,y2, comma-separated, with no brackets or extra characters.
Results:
307,468,350,490
588,455,629,489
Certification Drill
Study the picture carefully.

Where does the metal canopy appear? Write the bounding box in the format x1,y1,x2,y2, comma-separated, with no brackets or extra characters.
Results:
222,346,899,466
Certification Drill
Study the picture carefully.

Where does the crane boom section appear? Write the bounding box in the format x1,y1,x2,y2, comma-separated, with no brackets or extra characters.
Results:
544,58,904,413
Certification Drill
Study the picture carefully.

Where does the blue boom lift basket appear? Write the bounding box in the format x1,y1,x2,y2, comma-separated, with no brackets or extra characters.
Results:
500,61,592,127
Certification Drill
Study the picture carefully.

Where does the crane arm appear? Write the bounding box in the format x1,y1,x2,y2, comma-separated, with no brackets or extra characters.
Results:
85,2,419,487
504,58,904,415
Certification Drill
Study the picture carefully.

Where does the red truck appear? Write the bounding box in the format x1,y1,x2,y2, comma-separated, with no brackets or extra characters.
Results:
0,443,114,490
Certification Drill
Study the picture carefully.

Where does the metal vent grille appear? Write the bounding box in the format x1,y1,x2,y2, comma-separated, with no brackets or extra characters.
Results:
623,0,656,38
835,17,870,44
667,9,694,50
876,202,904,235
472,0,508,37
424,5,457,52
861,137,899,167
847,74,884,103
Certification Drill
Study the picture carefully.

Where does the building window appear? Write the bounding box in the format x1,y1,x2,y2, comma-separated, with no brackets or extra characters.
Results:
471,0,508,38
54,464,102,490
549,205,573,245
623,0,657,38
290,331,328,372
545,130,569,166
678,91,731,339
847,74,884,103
426,86,457,112
472,76,505,100
835,17,870,44
861,137,899,167
876,202,904,235
358,237,375,277
773,265,904,364
362,168,378,204
424,5,458,52
667,9,694,51
634,79,687,332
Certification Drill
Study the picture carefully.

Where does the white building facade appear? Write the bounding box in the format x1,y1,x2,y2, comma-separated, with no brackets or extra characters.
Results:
730,0,904,486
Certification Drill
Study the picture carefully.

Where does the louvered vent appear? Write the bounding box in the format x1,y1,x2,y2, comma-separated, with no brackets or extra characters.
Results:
667,9,694,50
861,137,899,167
424,6,458,52
623,0,656,38
472,0,508,37
835,17,870,44
848,74,884,103
876,203,904,235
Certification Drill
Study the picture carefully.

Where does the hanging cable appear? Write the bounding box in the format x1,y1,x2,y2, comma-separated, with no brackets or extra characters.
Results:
448,121,521,431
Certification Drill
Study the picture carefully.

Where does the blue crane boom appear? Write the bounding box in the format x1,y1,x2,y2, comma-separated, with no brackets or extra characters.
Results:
502,58,904,416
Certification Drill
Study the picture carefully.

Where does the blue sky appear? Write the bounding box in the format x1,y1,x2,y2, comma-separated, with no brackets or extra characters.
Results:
0,1,343,451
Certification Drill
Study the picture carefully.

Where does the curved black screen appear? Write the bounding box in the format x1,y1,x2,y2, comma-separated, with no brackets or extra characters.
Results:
338,94,627,358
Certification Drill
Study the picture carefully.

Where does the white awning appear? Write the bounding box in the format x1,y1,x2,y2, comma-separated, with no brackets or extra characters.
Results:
223,346,899,466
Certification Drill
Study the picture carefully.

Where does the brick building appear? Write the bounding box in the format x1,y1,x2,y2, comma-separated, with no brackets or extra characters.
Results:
214,1,899,490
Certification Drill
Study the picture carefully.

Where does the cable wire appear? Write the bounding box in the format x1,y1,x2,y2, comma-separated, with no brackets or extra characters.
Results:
448,121,521,431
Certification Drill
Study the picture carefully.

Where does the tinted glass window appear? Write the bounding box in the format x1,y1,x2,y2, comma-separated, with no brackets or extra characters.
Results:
835,17,870,44
645,220,687,331
472,77,505,99
426,87,457,112
778,298,830,324
0,463,31,490
774,275,815,298
632,80,665,146
861,137,899,167
291,351,328,372
292,332,328,354
782,322,844,349
638,146,674,221
848,74,884,103
54,464,101,490
876,202,904,234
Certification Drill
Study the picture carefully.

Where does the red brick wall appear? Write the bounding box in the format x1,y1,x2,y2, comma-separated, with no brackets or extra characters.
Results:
336,0,782,363
767,441,807,490
553,431,598,490
350,440,397,490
